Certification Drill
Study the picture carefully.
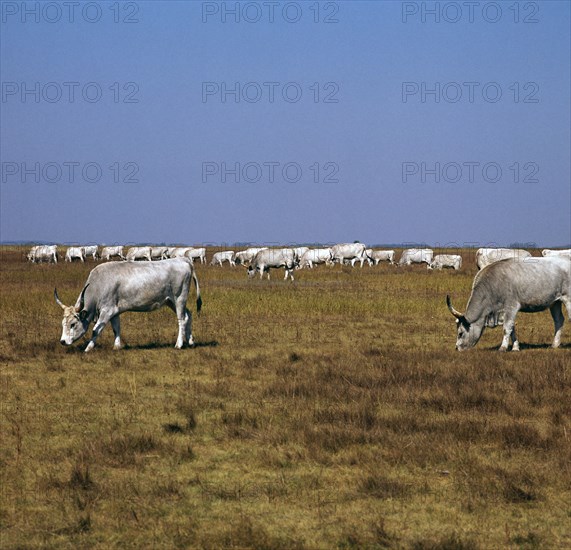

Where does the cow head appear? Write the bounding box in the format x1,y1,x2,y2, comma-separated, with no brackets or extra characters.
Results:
55,286,90,345
247,265,257,278
446,295,484,350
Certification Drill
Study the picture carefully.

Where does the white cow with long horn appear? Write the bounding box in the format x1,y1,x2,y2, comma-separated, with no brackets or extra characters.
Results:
446,257,570,351
55,258,201,351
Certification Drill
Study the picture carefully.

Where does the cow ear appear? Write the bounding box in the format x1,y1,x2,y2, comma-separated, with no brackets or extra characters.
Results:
78,310,89,322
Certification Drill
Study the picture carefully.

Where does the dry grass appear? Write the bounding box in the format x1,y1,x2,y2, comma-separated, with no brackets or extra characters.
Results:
0,246,570,549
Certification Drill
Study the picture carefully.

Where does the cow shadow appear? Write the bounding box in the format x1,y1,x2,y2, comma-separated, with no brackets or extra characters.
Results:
123,340,219,351
483,342,570,351
518,342,570,350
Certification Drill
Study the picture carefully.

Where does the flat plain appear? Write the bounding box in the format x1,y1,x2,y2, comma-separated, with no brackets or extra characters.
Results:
0,246,569,549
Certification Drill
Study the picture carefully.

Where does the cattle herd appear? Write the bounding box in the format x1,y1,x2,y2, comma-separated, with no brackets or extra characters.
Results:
22,242,571,352
26,243,570,273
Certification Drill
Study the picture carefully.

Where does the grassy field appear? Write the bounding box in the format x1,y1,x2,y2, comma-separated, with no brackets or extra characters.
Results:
1,246,570,549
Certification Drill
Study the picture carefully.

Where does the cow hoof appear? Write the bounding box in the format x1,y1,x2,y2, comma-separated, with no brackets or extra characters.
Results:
498,347,508,352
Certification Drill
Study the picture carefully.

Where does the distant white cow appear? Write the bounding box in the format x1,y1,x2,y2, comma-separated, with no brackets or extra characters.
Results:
235,247,269,266
187,247,206,264
366,249,395,266
170,247,194,260
126,246,152,261
27,245,40,262
292,247,309,261
29,245,58,263
83,246,99,260
101,246,124,261
475,248,531,270
542,249,571,258
299,248,333,269
151,247,169,260
399,248,434,266
331,243,367,267
428,254,462,271
247,249,296,281
210,251,235,266
65,247,85,262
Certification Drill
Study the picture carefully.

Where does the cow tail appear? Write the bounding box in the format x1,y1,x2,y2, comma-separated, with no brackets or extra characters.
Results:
193,270,202,314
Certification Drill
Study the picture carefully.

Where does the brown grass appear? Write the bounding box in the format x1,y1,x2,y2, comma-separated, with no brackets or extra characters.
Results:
0,246,570,548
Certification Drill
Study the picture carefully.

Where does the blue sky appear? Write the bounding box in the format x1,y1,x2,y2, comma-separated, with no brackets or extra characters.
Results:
1,0,569,247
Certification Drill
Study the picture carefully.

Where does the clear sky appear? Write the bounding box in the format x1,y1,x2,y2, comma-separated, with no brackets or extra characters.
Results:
1,0,569,247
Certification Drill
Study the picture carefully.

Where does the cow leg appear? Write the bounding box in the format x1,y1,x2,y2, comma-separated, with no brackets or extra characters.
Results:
169,295,193,349
168,300,188,349
510,325,520,351
184,307,193,346
550,301,565,348
499,312,517,351
110,315,123,350
85,311,114,352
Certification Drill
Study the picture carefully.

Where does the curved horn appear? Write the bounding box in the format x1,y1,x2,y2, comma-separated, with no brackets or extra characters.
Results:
54,288,66,309
446,295,463,319
75,284,89,312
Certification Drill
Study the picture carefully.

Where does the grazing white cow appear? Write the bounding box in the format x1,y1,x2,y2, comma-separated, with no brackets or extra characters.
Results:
475,248,531,270
65,247,85,262
82,245,99,260
292,247,309,261
399,248,434,266
299,248,333,269
101,246,124,261
331,243,367,267
55,258,202,351
27,245,40,262
365,248,395,265
365,249,396,266
542,249,571,258
235,247,268,266
429,254,462,271
151,247,169,260
447,256,570,351
29,245,58,263
187,247,206,264
126,246,152,261
247,249,296,281
170,247,193,259
210,251,235,266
